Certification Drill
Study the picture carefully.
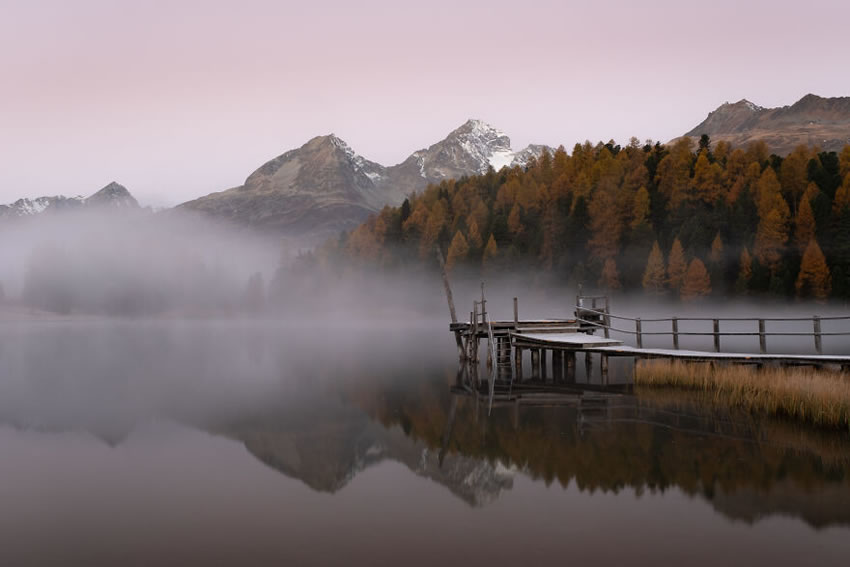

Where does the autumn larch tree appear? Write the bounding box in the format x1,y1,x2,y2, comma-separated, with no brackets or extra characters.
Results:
482,234,499,269
795,239,831,301
754,168,790,274
735,247,753,294
667,238,687,295
445,231,469,271
599,258,622,291
794,195,817,252
680,258,712,301
642,241,666,295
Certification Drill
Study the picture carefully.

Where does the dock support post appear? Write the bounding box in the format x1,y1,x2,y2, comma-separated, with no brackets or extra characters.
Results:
541,349,548,382
553,350,563,382
585,352,593,383
565,352,576,383
759,319,767,354
601,355,609,386
672,317,679,350
515,346,523,381
513,297,518,327
636,318,643,349
531,349,540,380
713,319,720,353
813,316,823,355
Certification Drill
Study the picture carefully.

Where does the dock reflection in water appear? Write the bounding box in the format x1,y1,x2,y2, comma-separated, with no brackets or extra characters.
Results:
1,320,849,565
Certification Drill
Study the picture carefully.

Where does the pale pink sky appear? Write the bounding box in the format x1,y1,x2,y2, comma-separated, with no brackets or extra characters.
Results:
2,0,848,206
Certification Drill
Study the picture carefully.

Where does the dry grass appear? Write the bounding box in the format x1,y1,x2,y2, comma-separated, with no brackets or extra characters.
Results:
635,359,850,431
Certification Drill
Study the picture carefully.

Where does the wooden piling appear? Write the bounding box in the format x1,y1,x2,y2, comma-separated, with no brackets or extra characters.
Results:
531,349,540,380
515,346,523,381
601,354,609,385
553,350,563,382
541,349,548,382
585,352,593,383
565,352,576,383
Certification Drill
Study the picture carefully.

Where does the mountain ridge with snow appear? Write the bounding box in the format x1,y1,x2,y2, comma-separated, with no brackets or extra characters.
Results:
178,119,553,240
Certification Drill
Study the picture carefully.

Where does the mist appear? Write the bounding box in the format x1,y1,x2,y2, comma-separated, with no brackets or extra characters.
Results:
0,208,284,316
0,205,847,442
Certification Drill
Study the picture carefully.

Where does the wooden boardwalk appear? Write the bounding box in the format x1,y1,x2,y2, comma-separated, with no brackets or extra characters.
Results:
450,287,850,400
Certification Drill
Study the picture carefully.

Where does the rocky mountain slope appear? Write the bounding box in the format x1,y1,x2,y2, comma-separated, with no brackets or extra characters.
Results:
682,94,850,154
179,119,551,240
0,182,139,219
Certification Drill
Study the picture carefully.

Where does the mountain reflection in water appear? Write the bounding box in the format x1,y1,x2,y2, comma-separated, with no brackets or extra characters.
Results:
1,319,849,565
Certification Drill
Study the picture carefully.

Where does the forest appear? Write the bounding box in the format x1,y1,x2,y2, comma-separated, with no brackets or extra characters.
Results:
310,136,850,301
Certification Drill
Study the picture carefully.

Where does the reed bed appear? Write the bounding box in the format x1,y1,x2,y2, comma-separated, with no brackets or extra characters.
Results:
634,359,850,431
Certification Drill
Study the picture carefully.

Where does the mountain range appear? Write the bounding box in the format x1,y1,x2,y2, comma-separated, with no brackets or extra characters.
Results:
0,181,139,219
177,119,550,240
4,95,850,240
682,93,850,154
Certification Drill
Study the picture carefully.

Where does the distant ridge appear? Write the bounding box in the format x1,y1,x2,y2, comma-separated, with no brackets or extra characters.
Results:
0,181,139,220
681,94,850,154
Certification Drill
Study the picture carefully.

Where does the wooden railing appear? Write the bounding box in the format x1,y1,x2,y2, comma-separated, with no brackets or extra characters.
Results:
575,306,850,355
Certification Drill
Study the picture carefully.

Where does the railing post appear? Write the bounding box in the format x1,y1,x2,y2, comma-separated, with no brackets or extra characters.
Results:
813,316,823,355
636,318,643,349
672,317,679,350
713,319,720,353
603,308,611,339
513,297,518,327
758,319,766,354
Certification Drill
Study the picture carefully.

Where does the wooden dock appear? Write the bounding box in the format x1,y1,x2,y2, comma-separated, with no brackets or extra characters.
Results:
448,285,850,410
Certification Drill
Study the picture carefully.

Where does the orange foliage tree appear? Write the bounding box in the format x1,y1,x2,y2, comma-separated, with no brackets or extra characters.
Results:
680,258,712,301
795,239,831,301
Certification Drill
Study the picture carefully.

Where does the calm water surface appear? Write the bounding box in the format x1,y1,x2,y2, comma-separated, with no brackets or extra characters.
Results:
1,318,849,566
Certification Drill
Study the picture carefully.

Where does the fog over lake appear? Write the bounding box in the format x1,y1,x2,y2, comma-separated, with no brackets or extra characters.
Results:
1,210,849,566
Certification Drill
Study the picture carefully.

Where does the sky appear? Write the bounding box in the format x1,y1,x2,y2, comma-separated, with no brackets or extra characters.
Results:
2,0,849,207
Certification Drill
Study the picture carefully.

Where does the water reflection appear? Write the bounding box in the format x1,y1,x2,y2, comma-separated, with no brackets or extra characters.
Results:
1,318,850,535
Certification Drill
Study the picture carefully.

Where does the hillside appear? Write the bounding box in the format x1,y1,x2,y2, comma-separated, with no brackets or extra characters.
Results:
683,94,850,155
328,137,850,301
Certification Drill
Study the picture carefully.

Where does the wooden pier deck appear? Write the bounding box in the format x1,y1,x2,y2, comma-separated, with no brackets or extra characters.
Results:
450,287,850,399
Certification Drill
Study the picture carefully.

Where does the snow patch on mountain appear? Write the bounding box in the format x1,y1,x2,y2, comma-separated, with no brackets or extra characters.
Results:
488,149,516,170
330,134,386,183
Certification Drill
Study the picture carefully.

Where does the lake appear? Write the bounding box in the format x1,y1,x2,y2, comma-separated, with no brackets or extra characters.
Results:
1,318,849,566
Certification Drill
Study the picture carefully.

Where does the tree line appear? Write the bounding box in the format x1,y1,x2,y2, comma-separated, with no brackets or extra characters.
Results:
308,135,850,301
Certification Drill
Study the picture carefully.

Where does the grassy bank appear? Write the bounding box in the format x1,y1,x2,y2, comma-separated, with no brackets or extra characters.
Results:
634,360,850,431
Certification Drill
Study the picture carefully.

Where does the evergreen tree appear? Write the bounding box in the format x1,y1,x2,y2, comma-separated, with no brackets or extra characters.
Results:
830,206,850,299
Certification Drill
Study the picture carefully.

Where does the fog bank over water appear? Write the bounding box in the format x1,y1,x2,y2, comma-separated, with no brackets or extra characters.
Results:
0,209,282,315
